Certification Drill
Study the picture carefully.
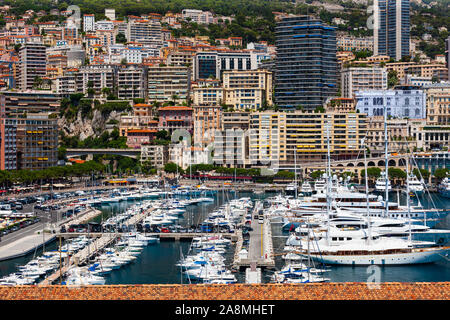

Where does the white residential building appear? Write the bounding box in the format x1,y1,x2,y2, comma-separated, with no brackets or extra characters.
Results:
83,14,95,32
355,86,426,119
341,67,388,98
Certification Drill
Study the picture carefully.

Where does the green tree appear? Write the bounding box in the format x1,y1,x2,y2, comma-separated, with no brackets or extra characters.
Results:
388,70,399,88
433,168,449,181
310,170,325,179
412,168,430,180
164,162,183,174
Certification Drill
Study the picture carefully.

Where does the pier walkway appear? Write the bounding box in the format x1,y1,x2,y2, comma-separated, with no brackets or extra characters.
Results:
233,201,275,270
40,233,117,285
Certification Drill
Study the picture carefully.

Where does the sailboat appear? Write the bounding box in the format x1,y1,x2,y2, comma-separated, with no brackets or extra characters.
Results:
297,117,449,265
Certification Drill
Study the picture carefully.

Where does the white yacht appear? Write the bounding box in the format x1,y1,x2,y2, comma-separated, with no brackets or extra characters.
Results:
375,172,392,192
408,174,425,194
296,227,448,265
313,178,326,193
300,182,313,194
438,177,450,199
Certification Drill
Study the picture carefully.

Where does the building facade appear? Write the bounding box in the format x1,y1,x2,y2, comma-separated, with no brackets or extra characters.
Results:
147,66,190,103
274,16,338,110
424,83,450,126
248,111,367,169
222,69,273,111
355,86,426,119
374,0,410,60
17,43,47,91
341,67,387,98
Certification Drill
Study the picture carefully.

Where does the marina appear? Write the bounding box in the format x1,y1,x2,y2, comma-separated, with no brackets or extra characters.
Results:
0,183,448,285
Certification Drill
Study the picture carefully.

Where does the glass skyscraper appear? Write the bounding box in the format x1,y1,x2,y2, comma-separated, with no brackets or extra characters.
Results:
274,16,338,110
374,0,410,60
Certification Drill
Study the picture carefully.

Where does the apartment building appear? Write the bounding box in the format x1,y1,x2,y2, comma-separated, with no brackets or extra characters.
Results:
116,65,146,100
126,129,157,148
17,43,47,91
75,64,116,96
222,69,273,111
158,106,193,134
181,9,214,24
325,97,356,113
341,67,387,98
213,111,251,168
167,50,195,68
193,51,257,81
147,66,190,103
405,64,447,79
424,83,450,126
0,111,17,170
0,91,61,117
274,16,338,110
119,115,158,137
15,114,58,170
55,69,77,94
83,14,95,32
248,111,366,169
385,62,416,80
374,0,410,60
140,144,169,168
193,105,221,146
192,87,224,106
337,35,374,52
126,19,162,47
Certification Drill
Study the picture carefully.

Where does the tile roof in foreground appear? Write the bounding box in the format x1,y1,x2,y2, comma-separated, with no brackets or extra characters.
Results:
0,283,448,300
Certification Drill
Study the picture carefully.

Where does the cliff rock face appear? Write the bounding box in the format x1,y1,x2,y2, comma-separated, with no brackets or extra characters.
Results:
58,109,121,140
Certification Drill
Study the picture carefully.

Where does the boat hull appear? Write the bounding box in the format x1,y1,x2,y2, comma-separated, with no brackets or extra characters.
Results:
305,248,448,265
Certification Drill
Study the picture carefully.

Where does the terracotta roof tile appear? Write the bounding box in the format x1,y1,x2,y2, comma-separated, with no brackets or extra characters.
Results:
0,283,447,300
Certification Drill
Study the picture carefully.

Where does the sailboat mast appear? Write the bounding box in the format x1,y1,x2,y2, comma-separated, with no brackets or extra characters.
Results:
325,120,331,245
362,138,371,244
384,100,389,218
405,157,412,243
294,148,298,199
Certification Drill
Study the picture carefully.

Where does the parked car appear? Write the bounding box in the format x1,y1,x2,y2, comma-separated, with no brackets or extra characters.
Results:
160,227,171,233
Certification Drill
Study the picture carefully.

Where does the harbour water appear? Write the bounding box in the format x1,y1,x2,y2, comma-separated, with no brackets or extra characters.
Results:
0,190,449,283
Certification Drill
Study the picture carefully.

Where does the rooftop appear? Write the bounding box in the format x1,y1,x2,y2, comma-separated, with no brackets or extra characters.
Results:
0,283,447,300
159,106,193,111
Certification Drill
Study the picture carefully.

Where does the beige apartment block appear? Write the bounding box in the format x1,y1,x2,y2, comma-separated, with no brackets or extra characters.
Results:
248,111,367,169
424,83,450,126
222,69,272,111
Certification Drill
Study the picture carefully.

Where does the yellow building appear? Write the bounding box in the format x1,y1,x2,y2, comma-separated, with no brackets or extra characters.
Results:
222,69,273,111
248,111,367,169
424,83,450,126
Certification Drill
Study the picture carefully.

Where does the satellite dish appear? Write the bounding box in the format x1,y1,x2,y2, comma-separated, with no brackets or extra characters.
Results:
377,195,383,201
